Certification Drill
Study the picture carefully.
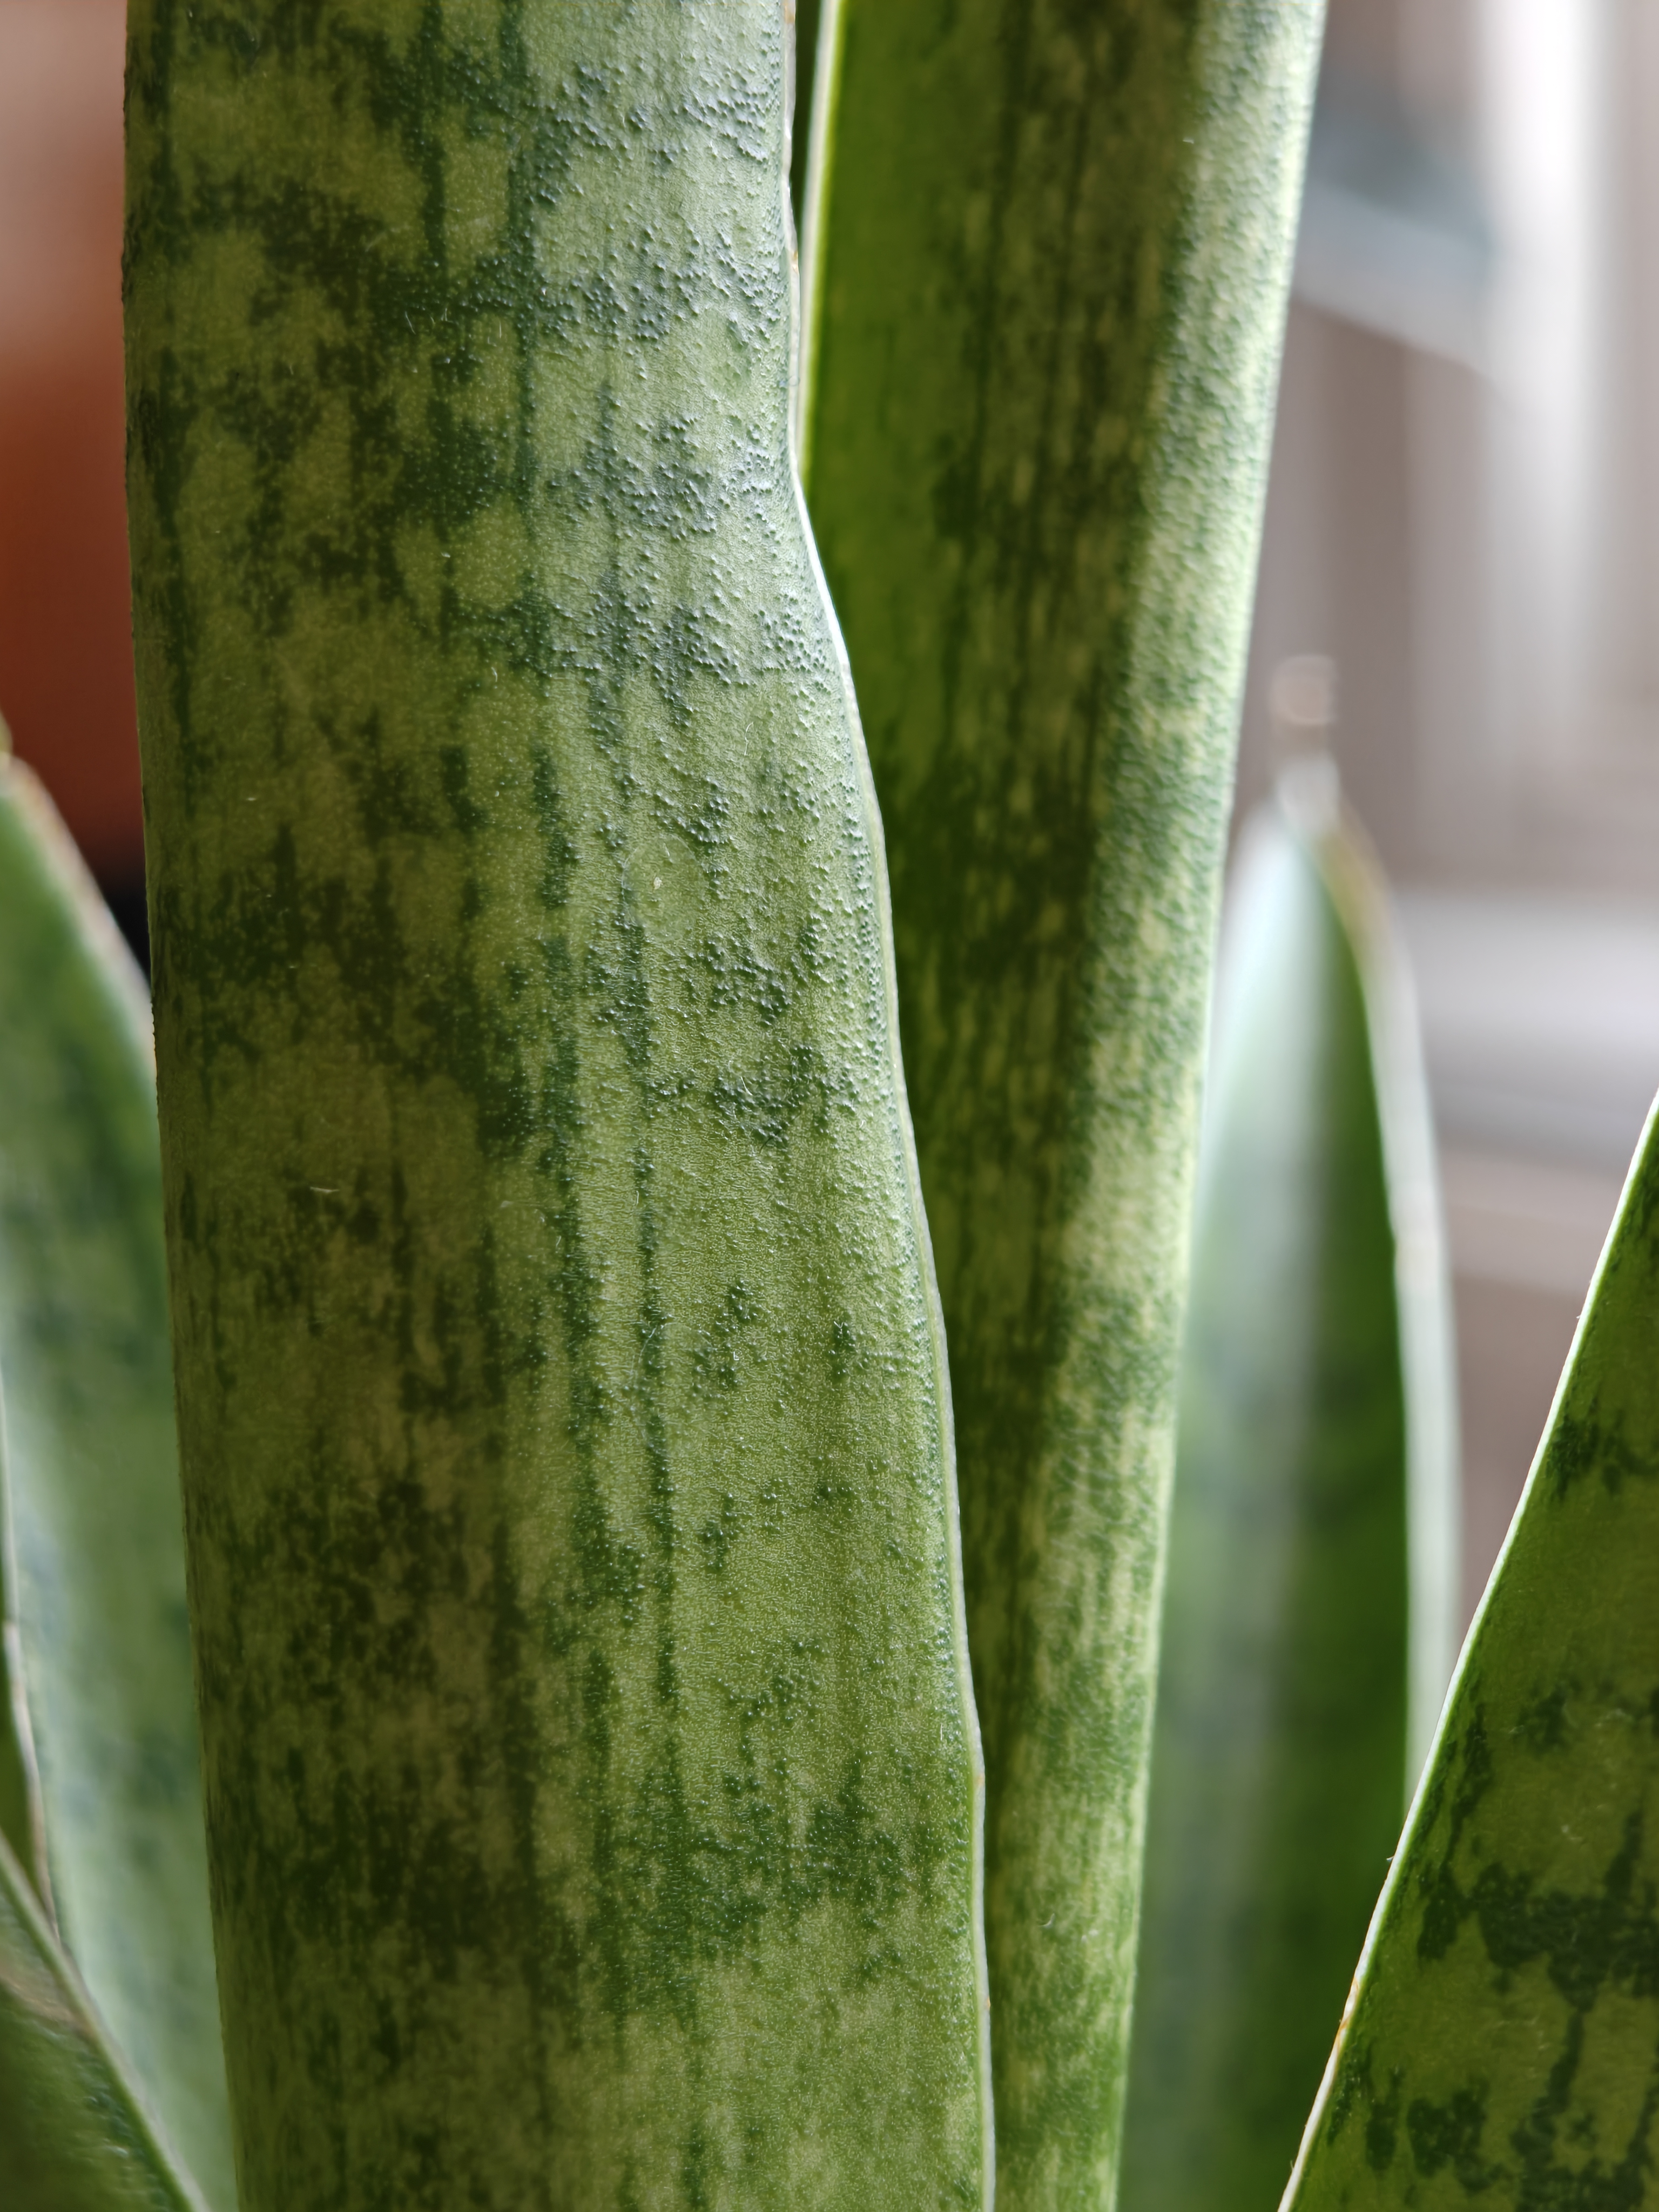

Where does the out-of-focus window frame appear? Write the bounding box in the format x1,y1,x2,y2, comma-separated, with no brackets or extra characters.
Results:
1438,0,1659,884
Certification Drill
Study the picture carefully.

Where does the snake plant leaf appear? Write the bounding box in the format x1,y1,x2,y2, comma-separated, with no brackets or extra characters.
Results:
798,1,1324,2194
125,5,989,2206
1123,769,1459,2212
0,1825,208,2212
1283,1079,1659,2209
0,758,232,2208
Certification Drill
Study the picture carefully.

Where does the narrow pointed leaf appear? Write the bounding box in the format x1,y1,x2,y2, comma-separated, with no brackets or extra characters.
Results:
0,759,232,2206
1284,1088,1659,2209
1123,777,1458,2211
0,1824,207,2212
799,2,1324,2192
125,5,990,2206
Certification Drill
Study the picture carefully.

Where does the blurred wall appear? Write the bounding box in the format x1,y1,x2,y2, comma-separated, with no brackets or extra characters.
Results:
0,0,140,888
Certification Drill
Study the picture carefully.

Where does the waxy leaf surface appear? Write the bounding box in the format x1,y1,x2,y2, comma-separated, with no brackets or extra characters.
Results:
800,2,1325,2194
125,6,989,2206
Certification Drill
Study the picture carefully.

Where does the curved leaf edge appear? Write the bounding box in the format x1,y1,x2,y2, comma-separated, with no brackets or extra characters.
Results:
0,1822,210,2211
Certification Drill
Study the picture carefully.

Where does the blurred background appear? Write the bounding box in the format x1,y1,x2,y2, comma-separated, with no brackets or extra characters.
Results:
3,0,1656,1626
0,0,139,943
1235,0,1659,1627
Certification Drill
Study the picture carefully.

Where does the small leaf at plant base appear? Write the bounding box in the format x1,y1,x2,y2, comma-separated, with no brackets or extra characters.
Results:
0,1825,208,2211
0,758,232,2207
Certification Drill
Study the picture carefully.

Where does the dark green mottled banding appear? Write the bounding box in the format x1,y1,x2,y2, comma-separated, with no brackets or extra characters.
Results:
124,5,988,2207
1285,1094,1659,2210
799,3,1323,2199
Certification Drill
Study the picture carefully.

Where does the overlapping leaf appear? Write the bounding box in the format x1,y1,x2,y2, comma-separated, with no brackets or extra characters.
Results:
0,756,230,2207
1285,1076,1659,2207
1125,771,1458,2211
798,5,1325,2192
0,1798,205,2209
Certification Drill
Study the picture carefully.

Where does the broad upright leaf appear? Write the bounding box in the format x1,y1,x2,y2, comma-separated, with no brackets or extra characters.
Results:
0,1823,207,2212
125,6,989,2207
1284,1087,1659,2209
799,2,1324,2194
1123,771,1458,2212
0,757,232,2207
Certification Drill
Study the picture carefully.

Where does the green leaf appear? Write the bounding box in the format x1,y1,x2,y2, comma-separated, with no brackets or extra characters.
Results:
1122,773,1458,2211
799,2,1324,2194
0,760,232,2208
0,1822,207,2211
124,6,989,2207
1283,1083,1659,2206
